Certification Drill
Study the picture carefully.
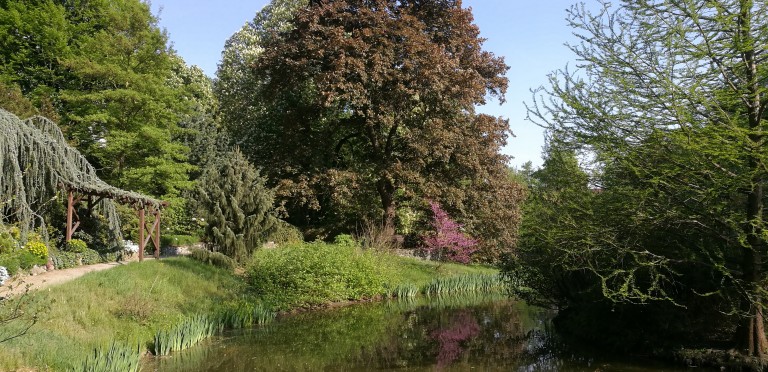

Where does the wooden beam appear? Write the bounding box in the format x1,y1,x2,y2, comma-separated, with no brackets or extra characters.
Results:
154,209,161,259
138,208,145,262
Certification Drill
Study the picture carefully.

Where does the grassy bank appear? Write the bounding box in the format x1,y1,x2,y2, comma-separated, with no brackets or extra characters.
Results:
0,258,244,371
0,246,498,371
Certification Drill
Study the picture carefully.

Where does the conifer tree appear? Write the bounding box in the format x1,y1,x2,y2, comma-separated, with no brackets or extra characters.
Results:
194,149,276,262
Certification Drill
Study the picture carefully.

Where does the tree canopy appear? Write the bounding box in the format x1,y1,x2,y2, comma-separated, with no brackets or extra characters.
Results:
218,0,523,260
518,0,768,356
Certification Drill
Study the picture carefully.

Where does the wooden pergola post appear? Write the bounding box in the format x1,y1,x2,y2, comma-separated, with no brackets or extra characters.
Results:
138,207,145,261
137,205,163,261
65,189,82,242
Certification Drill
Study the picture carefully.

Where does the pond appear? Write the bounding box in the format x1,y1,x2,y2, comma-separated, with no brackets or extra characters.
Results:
144,295,694,371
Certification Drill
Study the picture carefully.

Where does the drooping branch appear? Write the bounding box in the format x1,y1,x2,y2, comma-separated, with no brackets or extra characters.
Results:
0,109,163,244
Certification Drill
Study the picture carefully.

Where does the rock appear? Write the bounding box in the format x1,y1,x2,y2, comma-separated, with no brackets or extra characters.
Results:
0,266,8,286
29,265,47,276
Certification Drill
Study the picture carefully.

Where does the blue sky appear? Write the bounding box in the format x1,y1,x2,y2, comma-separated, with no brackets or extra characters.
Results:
151,0,589,169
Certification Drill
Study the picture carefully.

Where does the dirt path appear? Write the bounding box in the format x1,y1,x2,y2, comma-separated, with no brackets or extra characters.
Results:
0,256,162,297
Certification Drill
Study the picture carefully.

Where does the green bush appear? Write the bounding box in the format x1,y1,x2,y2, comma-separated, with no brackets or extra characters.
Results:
161,234,200,248
65,239,88,253
24,241,48,259
266,220,304,245
189,248,237,270
333,234,357,247
246,242,386,309
49,248,103,269
0,233,17,254
0,249,47,275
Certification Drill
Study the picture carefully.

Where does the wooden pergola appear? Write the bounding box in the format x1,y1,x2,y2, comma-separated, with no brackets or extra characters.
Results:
63,185,168,261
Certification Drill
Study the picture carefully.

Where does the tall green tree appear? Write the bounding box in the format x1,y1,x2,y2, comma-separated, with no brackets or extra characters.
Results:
0,0,196,203
193,149,276,262
219,0,523,259
527,0,768,356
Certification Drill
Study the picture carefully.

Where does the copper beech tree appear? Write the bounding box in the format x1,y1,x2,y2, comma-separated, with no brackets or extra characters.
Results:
230,0,523,260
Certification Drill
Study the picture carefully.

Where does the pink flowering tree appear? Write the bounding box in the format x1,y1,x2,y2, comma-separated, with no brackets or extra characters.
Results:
423,202,478,264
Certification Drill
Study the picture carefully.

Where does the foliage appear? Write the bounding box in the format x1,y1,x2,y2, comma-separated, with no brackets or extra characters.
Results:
422,274,503,297
333,234,357,248
23,241,47,260
247,242,387,309
153,314,219,356
219,0,524,256
0,282,45,344
265,219,304,245
0,258,245,371
76,342,141,372
65,239,88,253
49,249,102,270
522,0,768,355
0,110,154,244
0,250,46,276
189,248,237,271
193,149,277,262
422,202,477,264
160,234,199,248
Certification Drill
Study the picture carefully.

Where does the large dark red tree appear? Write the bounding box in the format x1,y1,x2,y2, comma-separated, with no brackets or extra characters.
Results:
235,0,522,259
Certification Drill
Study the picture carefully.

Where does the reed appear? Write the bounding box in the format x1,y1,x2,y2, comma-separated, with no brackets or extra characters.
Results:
218,302,275,329
422,273,503,297
75,342,141,372
390,283,419,299
153,314,219,356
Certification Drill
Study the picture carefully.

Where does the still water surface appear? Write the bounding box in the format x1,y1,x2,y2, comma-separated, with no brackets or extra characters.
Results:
145,295,695,371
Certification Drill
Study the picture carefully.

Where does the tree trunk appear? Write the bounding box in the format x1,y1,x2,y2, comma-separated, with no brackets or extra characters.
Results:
376,176,396,229
735,179,767,357
735,0,768,357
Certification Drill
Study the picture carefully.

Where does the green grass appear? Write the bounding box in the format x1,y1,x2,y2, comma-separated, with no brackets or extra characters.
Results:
0,257,245,371
0,247,500,371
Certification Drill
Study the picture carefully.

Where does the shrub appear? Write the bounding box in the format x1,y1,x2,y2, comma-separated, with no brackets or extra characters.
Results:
266,219,303,245
24,241,48,259
160,234,200,248
49,248,103,269
189,248,237,270
0,231,17,254
65,239,88,253
0,249,47,275
333,234,357,247
247,242,386,309
421,202,478,264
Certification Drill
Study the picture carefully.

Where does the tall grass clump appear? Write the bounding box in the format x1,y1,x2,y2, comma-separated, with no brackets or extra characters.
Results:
75,342,141,372
153,315,220,356
423,273,503,297
390,283,419,299
247,242,388,309
218,301,275,329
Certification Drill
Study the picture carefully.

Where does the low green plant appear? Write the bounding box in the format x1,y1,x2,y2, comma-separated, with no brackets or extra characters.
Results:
0,232,17,254
160,234,200,248
0,250,47,275
24,241,48,259
64,239,88,253
390,283,419,299
247,242,387,309
266,219,303,245
217,301,275,329
333,234,357,247
153,314,220,356
422,274,503,297
189,248,237,270
49,249,103,269
75,342,141,372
